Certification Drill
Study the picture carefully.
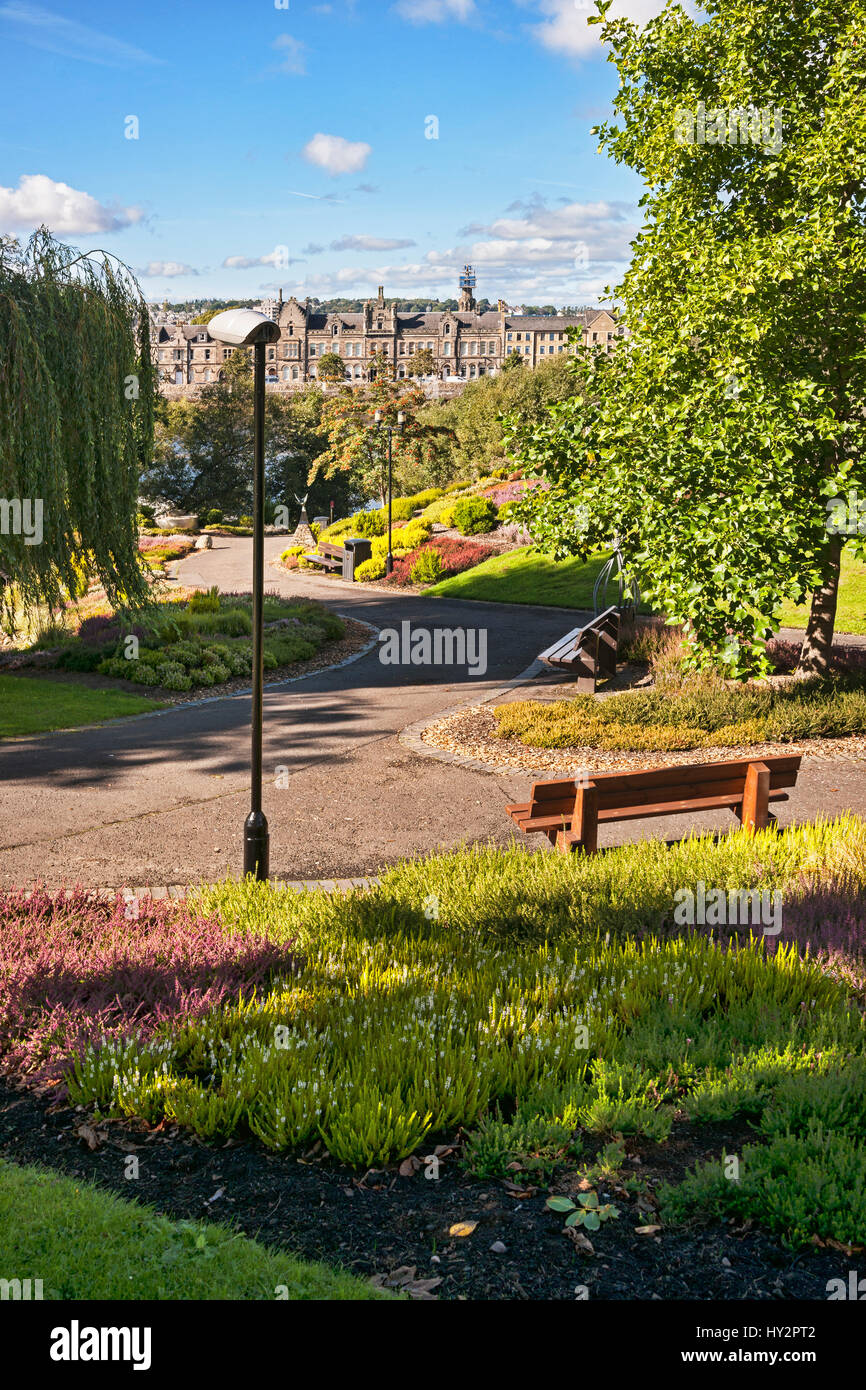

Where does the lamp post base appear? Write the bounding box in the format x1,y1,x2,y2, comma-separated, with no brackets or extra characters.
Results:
385,553,394,576
243,811,270,881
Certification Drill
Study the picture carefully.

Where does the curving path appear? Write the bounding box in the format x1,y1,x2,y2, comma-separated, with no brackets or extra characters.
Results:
0,536,863,889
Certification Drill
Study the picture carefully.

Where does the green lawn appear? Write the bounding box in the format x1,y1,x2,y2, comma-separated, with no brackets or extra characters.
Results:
425,547,625,609
0,675,164,738
777,547,866,635
426,543,866,635
0,1159,388,1300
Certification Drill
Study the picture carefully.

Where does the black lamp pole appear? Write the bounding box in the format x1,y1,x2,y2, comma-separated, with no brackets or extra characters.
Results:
244,336,269,880
386,425,394,576
376,409,404,577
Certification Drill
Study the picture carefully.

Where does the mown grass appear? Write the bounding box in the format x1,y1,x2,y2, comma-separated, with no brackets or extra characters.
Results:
425,547,636,609
426,542,865,637
0,674,164,739
493,676,866,752
778,547,866,636
45,817,866,1247
0,1159,388,1300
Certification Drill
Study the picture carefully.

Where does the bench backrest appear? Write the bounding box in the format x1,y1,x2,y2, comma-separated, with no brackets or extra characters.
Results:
318,542,345,559
539,606,620,665
529,754,802,816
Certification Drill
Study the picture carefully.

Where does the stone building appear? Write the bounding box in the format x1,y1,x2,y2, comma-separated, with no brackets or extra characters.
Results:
151,269,623,397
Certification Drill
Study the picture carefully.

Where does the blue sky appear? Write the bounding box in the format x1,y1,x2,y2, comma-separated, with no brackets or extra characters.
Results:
0,0,663,306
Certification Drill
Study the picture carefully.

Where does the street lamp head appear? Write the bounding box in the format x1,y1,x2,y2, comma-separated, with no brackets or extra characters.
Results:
397,411,405,428
374,409,383,425
207,308,281,347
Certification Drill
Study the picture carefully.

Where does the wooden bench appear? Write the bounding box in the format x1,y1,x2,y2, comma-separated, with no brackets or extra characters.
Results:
506,754,802,854
302,541,345,573
537,606,620,693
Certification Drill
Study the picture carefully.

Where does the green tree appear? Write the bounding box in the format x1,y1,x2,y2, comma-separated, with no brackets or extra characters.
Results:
510,0,866,678
501,350,524,371
143,352,349,519
0,229,154,625
408,347,435,378
317,351,347,384
313,381,454,504
368,349,394,383
428,357,578,476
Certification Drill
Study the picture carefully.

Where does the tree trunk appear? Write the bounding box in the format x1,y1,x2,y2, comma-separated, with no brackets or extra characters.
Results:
795,533,843,678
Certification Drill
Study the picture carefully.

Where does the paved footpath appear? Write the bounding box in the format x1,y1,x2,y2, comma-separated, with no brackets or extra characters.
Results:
0,536,863,889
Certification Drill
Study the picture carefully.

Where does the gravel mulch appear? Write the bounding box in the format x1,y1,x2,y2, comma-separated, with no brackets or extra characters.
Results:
421,702,866,776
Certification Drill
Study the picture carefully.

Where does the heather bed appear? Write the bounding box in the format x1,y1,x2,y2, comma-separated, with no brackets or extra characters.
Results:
1,821,865,1251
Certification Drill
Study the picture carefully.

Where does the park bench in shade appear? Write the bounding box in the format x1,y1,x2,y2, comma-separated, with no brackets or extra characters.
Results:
537,606,620,693
506,753,802,854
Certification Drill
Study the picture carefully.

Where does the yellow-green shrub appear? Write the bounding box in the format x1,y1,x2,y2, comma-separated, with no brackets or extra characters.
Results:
356,556,386,583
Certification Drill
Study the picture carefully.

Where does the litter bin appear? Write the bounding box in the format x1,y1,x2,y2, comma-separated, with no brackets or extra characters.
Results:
313,515,329,531
342,537,373,581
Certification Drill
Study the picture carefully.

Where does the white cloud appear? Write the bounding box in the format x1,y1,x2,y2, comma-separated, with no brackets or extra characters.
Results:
138,261,195,278
272,34,306,75
0,2,161,66
222,249,300,269
459,197,637,263
302,132,372,176
393,0,476,21
330,235,416,252
527,0,670,58
0,173,144,233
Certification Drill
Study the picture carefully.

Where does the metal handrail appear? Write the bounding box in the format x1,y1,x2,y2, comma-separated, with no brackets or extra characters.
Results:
592,533,640,619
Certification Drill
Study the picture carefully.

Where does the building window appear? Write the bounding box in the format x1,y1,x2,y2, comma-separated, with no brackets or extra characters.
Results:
444,323,450,334
443,341,451,356
507,333,512,342
291,367,299,381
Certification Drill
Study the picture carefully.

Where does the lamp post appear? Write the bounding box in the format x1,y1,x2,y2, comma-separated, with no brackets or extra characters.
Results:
206,309,281,881
374,408,404,575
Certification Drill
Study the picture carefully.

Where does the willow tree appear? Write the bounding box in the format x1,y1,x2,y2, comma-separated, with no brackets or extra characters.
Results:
0,227,154,626
510,0,866,678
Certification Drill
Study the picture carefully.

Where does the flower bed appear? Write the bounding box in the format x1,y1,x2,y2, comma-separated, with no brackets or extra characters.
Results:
384,537,492,587
0,887,296,1087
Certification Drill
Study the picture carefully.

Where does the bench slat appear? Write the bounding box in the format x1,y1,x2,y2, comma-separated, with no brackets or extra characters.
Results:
509,789,791,832
529,754,801,802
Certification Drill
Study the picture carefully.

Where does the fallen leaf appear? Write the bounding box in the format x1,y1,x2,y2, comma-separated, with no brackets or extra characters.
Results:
449,1221,478,1238
75,1124,102,1151
577,1177,594,1192
564,1228,594,1255
635,1224,662,1236
826,1238,863,1256
398,1157,420,1178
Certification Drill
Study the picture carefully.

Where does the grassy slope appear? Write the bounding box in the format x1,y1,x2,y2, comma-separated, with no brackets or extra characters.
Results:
425,545,866,634
0,674,163,739
425,548,619,609
0,1159,387,1301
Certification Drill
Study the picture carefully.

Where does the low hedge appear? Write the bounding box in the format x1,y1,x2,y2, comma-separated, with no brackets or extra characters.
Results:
494,678,866,752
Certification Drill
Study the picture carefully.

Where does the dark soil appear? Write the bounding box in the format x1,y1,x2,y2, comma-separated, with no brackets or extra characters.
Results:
0,1080,852,1302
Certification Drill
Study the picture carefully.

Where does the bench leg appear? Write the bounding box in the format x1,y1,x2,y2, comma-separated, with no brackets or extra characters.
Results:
741,761,771,832
556,783,598,854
